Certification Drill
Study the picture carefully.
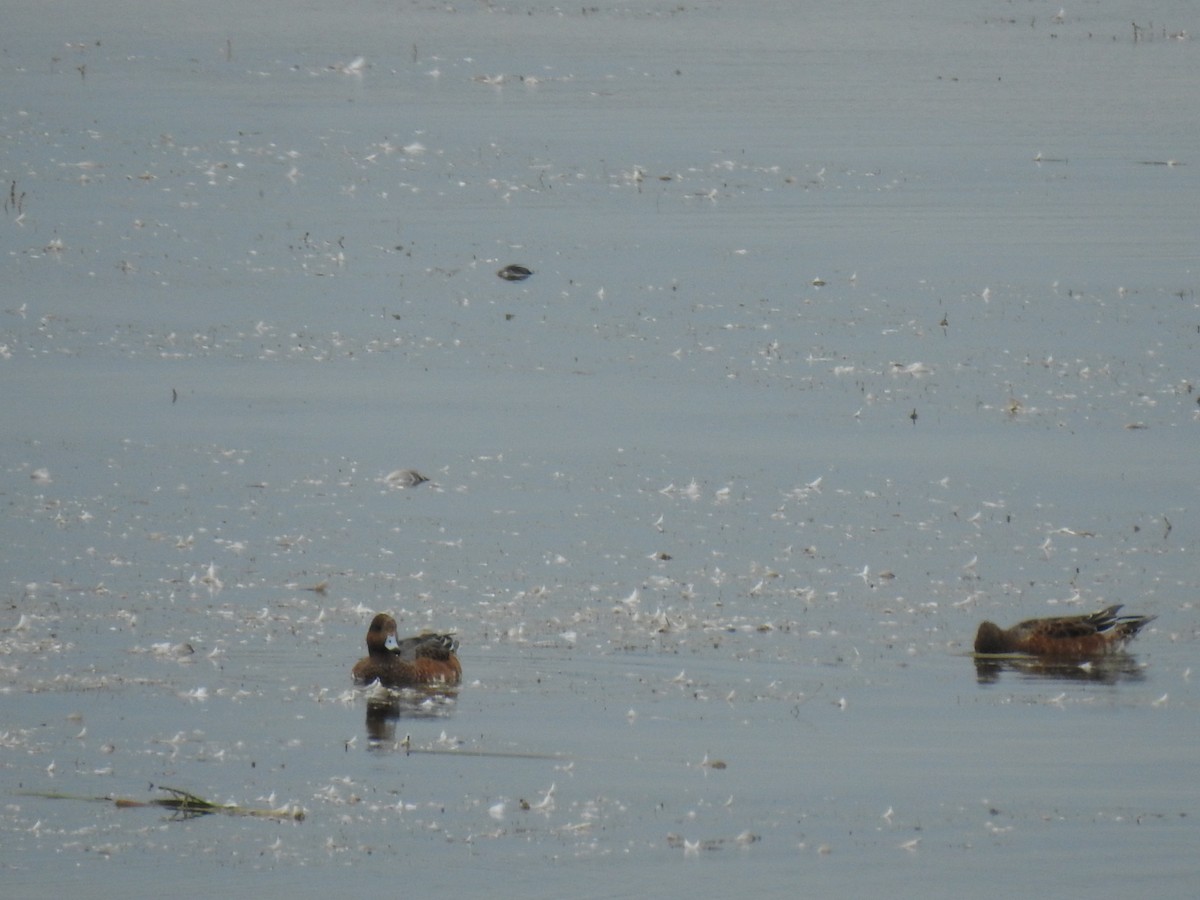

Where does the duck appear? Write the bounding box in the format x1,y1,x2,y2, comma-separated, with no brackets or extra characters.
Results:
973,604,1155,657
496,264,533,282
352,613,462,686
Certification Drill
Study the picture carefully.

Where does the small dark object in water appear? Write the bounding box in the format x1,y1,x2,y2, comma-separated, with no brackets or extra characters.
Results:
497,264,533,281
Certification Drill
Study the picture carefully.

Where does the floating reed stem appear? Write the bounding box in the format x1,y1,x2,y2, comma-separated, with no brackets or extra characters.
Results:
21,785,305,821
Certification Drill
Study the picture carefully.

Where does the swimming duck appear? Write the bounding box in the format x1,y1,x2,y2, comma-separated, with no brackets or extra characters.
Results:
497,264,533,282
352,613,462,686
384,468,429,488
973,604,1155,657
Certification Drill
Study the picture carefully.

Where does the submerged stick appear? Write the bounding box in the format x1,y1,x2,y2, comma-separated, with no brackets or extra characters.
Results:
399,745,566,761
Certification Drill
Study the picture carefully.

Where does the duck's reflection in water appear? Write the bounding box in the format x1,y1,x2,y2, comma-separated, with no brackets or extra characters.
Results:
364,687,458,745
974,653,1148,686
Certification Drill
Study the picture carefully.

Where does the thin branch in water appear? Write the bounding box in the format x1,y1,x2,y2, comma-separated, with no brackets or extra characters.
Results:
20,785,305,821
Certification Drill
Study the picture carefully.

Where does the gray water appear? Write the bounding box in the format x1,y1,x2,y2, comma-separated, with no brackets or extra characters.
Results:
3,1,1199,896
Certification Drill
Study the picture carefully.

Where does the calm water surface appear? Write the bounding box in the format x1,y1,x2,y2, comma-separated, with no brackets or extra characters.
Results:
3,1,1198,897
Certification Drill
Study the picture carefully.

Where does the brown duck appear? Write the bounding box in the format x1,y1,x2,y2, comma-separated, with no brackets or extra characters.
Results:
974,605,1155,657
352,613,461,686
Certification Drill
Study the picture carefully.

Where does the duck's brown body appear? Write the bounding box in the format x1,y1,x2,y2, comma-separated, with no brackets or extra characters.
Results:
352,613,461,686
973,605,1155,657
